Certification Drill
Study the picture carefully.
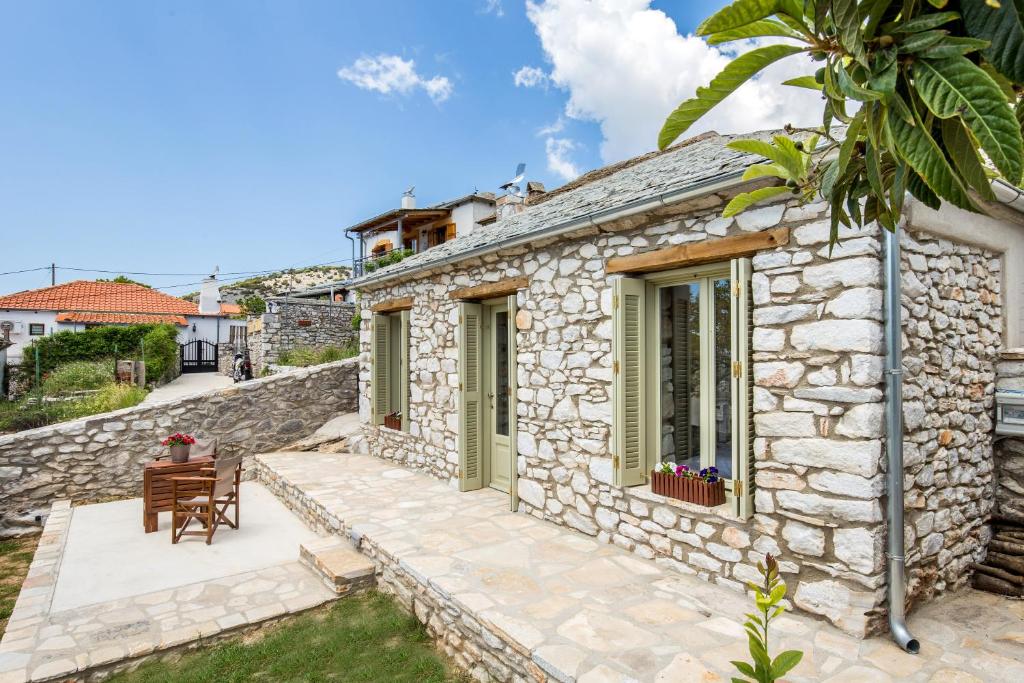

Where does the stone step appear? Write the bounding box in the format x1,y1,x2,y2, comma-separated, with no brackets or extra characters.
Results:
299,536,376,595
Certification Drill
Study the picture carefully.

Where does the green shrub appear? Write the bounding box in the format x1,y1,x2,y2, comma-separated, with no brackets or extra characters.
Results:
40,361,113,396
0,397,68,432
140,325,179,385
276,344,357,367
21,324,174,383
238,296,266,316
65,383,148,419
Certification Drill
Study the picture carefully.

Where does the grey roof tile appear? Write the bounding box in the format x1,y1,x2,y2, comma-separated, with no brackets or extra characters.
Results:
348,130,776,288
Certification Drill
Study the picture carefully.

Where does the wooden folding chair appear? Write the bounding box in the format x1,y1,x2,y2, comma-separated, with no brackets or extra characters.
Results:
170,455,242,545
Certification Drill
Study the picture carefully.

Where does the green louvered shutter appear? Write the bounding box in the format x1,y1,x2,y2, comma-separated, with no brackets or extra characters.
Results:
371,313,390,425
458,302,484,491
507,293,519,511
613,277,647,487
731,258,755,519
399,309,410,432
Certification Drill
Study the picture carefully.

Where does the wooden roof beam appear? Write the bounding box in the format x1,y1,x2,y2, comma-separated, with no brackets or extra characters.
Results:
449,276,529,301
371,297,414,313
605,227,790,275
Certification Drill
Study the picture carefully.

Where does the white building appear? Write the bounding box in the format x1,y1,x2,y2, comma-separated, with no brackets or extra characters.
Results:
0,278,244,363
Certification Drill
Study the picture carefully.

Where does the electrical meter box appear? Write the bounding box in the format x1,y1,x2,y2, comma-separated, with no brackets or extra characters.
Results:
996,390,1024,436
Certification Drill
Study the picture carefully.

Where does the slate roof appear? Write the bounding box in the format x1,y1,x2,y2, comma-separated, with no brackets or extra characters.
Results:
347,130,773,288
0,280,239,317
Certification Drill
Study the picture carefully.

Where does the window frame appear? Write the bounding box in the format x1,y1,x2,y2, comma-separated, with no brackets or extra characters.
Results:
612,257,754,517
643,263,735,496
370,309,410,431
28,323,45,336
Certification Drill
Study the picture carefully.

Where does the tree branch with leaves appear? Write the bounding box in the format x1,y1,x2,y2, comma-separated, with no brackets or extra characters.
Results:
659,0,1024,242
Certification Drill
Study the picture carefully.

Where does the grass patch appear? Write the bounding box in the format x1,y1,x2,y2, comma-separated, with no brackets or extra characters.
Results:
276,344,357,368
40,360,114,395
0,536,38,638
108,592,466,683
0,383,148,433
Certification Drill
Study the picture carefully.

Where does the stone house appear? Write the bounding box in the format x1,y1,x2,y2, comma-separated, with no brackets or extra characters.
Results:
346,130,1024,638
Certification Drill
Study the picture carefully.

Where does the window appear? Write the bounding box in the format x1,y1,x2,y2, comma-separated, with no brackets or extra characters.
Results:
29,323,44,336
613,258,753,517
370,309,409,431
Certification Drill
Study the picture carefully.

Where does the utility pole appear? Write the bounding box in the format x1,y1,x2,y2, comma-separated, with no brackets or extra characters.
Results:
50,263,55,286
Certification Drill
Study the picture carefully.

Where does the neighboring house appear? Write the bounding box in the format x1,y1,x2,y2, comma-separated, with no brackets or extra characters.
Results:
346,189,498,277
347,129,1024,638
0,277,244,362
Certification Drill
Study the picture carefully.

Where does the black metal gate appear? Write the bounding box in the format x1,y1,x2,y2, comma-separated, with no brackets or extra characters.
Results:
180,339,218,373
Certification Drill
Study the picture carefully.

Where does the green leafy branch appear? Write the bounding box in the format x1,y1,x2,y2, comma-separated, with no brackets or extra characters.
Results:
659,0,1024,241
731,554,803,683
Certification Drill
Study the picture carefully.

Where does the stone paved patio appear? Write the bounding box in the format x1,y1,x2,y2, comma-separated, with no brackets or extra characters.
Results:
257,450,1024,682
0,483,335,683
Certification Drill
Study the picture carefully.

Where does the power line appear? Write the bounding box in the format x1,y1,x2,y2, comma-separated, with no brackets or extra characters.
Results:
0,266,50,277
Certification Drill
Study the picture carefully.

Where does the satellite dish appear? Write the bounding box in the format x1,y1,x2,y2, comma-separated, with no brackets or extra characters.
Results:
499,162,526,195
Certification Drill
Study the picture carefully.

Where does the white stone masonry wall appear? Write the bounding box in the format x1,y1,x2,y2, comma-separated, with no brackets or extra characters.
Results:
899,230,1002,607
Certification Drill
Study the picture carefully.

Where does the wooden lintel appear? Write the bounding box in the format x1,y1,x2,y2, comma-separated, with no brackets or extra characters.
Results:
449,276,529,301
371,297,414,313
606,227,790,275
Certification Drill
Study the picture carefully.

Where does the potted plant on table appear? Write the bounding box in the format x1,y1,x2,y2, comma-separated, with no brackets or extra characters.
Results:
650,462,726,507
162,433,196,463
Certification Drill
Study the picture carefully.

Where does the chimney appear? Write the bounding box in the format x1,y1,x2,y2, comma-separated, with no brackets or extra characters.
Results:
526,181,546,204
401,188,416,210
198,272,221,315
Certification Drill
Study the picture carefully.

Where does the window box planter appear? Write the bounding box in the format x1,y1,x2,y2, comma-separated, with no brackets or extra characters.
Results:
650,471,726,507
384,412,402,431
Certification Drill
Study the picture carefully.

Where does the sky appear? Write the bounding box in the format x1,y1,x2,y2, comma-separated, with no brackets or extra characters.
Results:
0,0,824,296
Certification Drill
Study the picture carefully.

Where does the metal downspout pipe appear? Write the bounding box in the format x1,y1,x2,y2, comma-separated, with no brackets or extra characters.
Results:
883,226,920,654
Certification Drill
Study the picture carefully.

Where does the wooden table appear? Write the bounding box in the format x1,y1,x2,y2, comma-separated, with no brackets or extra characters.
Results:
143,456,215,533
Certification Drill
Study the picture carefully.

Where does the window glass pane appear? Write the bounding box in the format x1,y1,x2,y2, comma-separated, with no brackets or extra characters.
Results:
388,313,401,416
660,283,700,472
713,278,732,479
494,311,510,436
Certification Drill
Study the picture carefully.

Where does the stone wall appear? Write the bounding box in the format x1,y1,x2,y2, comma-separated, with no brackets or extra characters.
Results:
899,231,1003,608
0,358,358,537
353,194,1006,637
248,298,356,375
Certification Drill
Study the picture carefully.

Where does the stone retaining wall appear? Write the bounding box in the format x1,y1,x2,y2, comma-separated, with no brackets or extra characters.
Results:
248,298,356,375
0,358,358,537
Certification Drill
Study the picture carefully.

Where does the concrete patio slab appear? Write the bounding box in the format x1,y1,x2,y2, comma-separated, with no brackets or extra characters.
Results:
257,450,1024,683
51,482,320,611
0,483,335,683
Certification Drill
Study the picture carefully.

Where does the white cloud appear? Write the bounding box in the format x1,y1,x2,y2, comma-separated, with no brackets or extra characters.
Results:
514,65,550,88
481,0,504,17
537,116,566,136
524,0,822,162
545,137,580,180
338,54,453,104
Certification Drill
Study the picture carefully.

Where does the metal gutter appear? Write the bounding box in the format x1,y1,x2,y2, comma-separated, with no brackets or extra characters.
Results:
349,171,750,290
883,225,920,654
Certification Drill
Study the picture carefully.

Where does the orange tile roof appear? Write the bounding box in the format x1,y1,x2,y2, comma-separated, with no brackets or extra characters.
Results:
55,312,189,326
0,280,234,317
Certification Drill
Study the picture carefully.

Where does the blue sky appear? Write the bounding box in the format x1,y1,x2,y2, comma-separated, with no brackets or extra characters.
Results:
1,0,823,296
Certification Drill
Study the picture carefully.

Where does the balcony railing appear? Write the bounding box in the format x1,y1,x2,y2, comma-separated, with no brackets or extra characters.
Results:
352,247,415,278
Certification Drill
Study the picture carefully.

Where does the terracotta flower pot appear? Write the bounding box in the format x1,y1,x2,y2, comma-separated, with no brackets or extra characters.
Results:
169,444,191,463
650,471,726,507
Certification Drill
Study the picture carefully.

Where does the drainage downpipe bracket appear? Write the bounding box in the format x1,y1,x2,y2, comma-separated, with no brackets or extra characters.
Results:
883,226,921,654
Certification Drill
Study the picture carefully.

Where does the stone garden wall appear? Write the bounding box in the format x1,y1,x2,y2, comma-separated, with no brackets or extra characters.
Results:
898,231,1003,609
0,358,358,537
248,298,356,375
